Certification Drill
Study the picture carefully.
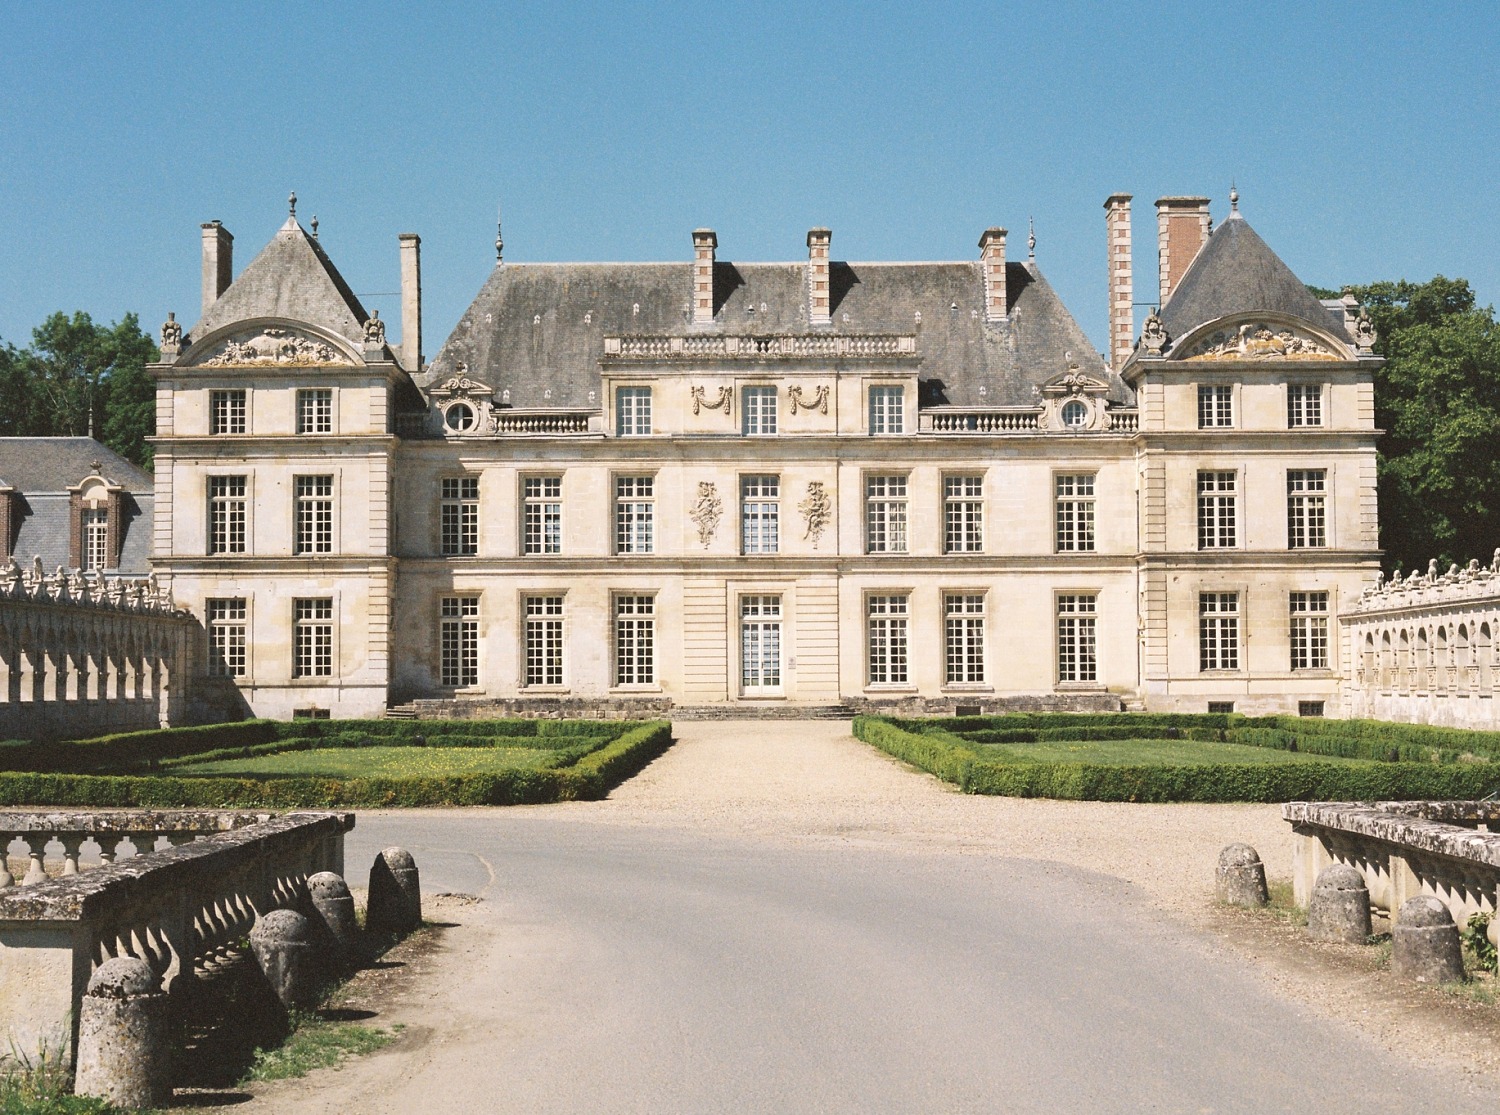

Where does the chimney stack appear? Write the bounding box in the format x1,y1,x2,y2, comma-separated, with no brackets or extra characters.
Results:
1104,195,1133,369
692,229,717,325
399,233,422,373
1155,196,1210,307
200,221,233,314
807,228,832,326
979,228,1008,323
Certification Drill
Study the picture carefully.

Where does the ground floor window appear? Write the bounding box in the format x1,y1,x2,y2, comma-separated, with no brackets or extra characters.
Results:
1199,592,1240,671
944,593,986,684
293,598,333,678
1289,591,1329,670
207,598,247,678
440,596,480,687
1056,594,1097,683
867,594,909,684
524,595,565,686
740,595,782,692
615,595,656,685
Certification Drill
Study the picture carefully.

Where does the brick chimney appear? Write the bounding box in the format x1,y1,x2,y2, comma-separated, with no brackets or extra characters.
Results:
200,221,233,314
692,229,717,325
1155,196,1210,307
1104,195,1133,369
399,233,422,372
979,228,1008,323
807,228,832,326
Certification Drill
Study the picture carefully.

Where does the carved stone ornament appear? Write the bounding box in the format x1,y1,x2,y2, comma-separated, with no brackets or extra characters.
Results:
689,481,723,548
691,385,732,416
1182,323,1339,362
799,481,832,548
363,310,386,345
201,327,344,367
159,312,183,353
786,384,830,415
430,364,493,400
1353,308,1378,353
1140,311,1168,356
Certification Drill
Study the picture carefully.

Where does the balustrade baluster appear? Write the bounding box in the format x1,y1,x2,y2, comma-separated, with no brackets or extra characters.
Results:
60,835,83,875
22,836,47,885
0,836,15,888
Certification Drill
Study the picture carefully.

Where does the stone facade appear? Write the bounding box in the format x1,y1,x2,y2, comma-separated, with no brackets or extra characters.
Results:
148,192,1381,720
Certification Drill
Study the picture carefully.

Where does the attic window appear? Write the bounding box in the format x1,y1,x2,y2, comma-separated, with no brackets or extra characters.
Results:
1061,400,1088,429
444,402,477,432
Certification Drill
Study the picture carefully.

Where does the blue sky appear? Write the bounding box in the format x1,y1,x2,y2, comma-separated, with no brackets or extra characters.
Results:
1,1,1496,355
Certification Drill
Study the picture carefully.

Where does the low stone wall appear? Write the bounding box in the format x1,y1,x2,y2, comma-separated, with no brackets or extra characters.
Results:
844,693,1124,717
0,809,352,1060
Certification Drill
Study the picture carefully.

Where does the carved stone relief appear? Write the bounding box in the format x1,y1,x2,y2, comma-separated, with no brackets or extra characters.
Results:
200,327,345,366
799,481,832,547
691,385,732,416
689,481,723,548
1181,323,1340,361
787,384,829,415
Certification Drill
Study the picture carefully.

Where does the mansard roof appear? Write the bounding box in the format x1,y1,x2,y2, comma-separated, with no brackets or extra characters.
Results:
1159,211,1350,342
188,216,370,346
422,258,1130,410
0,438,151,494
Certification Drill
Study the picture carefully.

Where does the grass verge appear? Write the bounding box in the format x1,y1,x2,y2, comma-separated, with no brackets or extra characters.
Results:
241,1015,401,1083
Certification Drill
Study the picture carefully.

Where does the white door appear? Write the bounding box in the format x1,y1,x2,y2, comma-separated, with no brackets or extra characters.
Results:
740,595,783,695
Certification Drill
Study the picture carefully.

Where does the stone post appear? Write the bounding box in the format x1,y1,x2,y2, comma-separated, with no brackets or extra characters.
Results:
1215,843,1269,908
1392,896,1465,984
73,956,172,1110
249,909,320,1011
308,871,361,969
1306,864,1371,944
367,847,421,937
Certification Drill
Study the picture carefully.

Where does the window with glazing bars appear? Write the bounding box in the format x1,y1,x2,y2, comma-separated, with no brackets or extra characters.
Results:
1290,591,1330,670
1199,592,1240,671
742,386,777,435
82,508,108,571
293,598,333,677
869,386,904,434
523,476,562,555
944,593,985,683
1287,384,1323,428
867,594,909,684
740,595,782,689
440,596,479,687
294,475,334,555
524,595,564,686
296,388,332,434
944,476,984,553
1057,594,1098,683
1054,475,1095,552
440,477,479,556
741,475,780,554
615,387,652,436
210,390,246,435
865,476,908,554
1287,469,1327,548
206,598,247,677
614,476,655,554
614,595,656,685
1198,385,1233,428
208,476,247,555
1197,471,1237,549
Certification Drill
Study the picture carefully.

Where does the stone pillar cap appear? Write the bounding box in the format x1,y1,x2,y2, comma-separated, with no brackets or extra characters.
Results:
1397,895,1455,927
87,956,160,999
1313,864,1367,892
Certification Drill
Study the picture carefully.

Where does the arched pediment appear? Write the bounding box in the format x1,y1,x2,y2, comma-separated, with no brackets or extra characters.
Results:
180,318,363,369
1170,312,1351,363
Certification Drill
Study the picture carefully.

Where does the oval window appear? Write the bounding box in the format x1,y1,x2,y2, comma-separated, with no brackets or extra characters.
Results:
444,402,476,432
1061,400,1088,429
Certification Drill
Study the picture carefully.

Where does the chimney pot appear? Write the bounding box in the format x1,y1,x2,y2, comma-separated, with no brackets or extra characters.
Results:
200,221,233,314
979,227,1008,322
1155,196,1211,307
692,229,717,325
398,233,422,372
807,228,832,326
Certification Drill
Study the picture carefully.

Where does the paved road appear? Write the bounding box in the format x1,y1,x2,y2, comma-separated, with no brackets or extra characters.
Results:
254,723,1491,1114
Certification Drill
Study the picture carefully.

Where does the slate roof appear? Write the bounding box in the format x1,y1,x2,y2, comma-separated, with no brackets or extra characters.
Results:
187,217,371,348
0,438,151,494
1159,212,1352,344
0,438,152,574
422,259,1130,410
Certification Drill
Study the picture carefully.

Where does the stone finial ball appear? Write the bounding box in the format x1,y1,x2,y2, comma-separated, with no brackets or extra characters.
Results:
380,847,417,872
1397,895,1456,928
1218,843,1263,868
86,956,161,1000
251,908,312,944
308,871,352,901
1313,864,1367,892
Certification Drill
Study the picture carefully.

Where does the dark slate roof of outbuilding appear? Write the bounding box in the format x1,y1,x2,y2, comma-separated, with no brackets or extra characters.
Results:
1160,212,1351,343
422,259,1130,409
0,438,152,493
187,217,370,347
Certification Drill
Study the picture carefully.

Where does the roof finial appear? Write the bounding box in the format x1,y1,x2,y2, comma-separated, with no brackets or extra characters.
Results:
310,214,319,240
1027,216,1036,260
1229,182,1239,212
496,203,504,263
288,191,297,218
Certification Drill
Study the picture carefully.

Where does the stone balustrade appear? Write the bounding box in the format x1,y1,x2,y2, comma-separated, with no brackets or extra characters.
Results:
603,333,918,360
0,809,353,1059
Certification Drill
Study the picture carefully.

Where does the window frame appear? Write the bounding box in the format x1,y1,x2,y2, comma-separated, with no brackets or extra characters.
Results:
1287,468,1329,549
739,593,784,693
1056,592,1099,685
439,595,480,688
1198,591,1241,672
439,476,480,557
292,597,334,678
615,386,653,437
1054,473,1096,553
296,388,333,435
614,475,656,555
522,475,563,556
741,385,778,436
209,389,247,436
868,385,905,435
866,593,911,686
522,594,566,688
740,474,781,555
1286,383,1325,429
206,597,248,679
613,594,657,687
943,592,987,686
865,474,909,555
207,474,248,556
1197,384,1234,429
943,474,985,554
1289,590,1331,671
293,474,334,556
1196,470,1238,550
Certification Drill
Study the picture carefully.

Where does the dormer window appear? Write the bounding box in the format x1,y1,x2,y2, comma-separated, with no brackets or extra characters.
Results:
82,508,108,571
1061,400,1088,429
444,402,477,432
69,474,122,571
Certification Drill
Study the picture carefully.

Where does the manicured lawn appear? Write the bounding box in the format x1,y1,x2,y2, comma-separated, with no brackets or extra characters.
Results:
974,737,1368,766
169,745,564,779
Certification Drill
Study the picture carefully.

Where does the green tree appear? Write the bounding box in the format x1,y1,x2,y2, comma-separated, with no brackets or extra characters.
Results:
0,340,37,437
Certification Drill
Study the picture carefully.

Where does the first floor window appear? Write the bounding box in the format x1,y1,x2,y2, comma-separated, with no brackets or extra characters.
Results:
865,475,908,553
742,386,777,435
945,593,986,684
615,595,656,685
1290,591,1330,670
1198,384,1233,428
440,477,479,555
869,385,904,434
523,476,562,555
1287,384,1323,428
297,388,333,434
944,475,984,553
741,475,780,554
616,387,652,436
1199,592,1240,672
741,595,782,690
1197,471,1237,549
206,598,247,678
1055,474,1095,552
209,475,247,554
615,476,655,554
294,475,334,554
1287,469,1327,548
210,389,246,435
293,598,333,677
1057,594,1098,683
82,507,109,571
524,595,564,686
867,594,909,685
440,596,479,687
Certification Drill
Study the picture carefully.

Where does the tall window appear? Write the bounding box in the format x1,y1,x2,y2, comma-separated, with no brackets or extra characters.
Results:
1287,384,1323,428
297,388,333,434
1290,591,1330,670
440,477,479,556
523,596,565,686
1057,594,1098,683
206,598,247,678
616,387,652,436
741,475,780,554
615,595,656,685
1198,385,1233,428
944,476,984,554
208,476,247,555
944,593,986,684
1287,469,1327,549
294,475,334,555
615,476,655,554
740,595,782,691
81,508,108,571
1199,592,1240,671
1197,471,1237,549
742,386,777,435
293,598,333,677
210,390,246,435
523,477,562,555
869,386,904,434
1054,475,1096,552
867,594,909,685
440,596,479,687
865,475,909,554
